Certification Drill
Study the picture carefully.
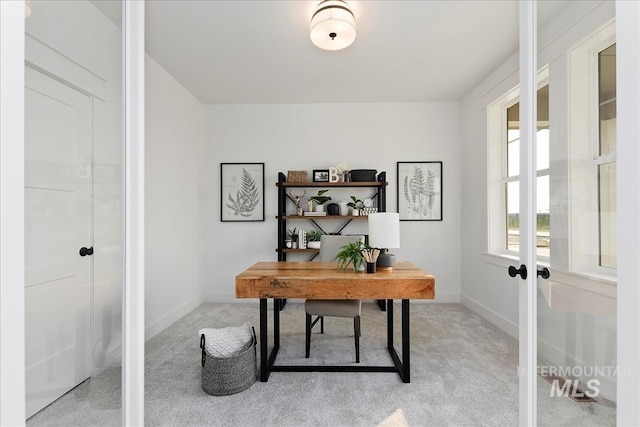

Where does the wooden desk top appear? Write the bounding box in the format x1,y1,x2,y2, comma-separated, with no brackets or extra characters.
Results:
235,261,435,300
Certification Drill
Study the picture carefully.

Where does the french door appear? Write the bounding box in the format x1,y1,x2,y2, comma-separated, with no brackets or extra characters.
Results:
514,2,638,425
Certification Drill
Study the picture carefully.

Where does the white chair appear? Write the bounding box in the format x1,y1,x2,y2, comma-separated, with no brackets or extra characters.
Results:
305,234,364,363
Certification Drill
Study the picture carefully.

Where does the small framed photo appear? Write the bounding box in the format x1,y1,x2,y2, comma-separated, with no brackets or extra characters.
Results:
313,169,330,182
221,163,265,222
397,161,443,221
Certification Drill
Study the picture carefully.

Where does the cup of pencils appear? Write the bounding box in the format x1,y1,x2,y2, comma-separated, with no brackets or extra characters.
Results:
361,248,380,274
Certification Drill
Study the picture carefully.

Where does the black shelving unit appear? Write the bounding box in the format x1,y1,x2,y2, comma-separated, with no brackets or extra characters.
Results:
275,171,388,310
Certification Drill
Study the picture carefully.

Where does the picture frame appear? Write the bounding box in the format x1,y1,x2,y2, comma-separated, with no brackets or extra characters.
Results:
313,169,330,182
397,161,443,221
221,163,265,222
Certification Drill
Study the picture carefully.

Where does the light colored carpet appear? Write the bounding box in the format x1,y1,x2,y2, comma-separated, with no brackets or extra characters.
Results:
27,302,615,426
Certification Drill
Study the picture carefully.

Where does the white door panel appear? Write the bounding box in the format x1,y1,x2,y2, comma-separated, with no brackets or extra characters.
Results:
25,285,90,418
25,66,92,418
25,188,75,281
25,277,90,371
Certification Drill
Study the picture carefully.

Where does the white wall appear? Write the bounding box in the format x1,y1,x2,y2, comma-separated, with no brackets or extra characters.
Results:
145,55,205,339
1,2,26,423
24,0,124,373
461,1,618,399
203,102,461,303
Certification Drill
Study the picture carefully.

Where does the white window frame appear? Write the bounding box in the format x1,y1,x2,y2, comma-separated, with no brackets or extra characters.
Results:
504,109,551,259
595,44,617,271
568,21,616,278
487,68,549,259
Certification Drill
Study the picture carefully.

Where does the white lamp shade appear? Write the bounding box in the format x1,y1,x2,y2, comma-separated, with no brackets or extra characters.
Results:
25,0,32,17
368,212,400,249
310,0,356,51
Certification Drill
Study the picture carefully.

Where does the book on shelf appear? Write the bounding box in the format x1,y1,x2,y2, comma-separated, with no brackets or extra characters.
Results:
298,229,307,249
303,211,327,216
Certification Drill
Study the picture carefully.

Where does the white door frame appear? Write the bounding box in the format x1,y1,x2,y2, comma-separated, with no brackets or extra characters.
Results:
0,1,26,424
518,1,537,425
616,1,640,425
123,1,145,425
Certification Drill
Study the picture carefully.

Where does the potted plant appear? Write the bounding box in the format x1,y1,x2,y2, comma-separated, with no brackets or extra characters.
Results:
347,196,363,216
334,240,367,271
306,230,324,249
287,227,299,249
309,189,331,212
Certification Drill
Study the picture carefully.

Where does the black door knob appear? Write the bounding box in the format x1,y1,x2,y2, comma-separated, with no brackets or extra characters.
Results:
79,246,93,257
537,267,550,279
508,264,527,280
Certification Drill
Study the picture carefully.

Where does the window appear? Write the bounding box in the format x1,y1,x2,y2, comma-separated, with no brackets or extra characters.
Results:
567,22,616,276
486,22,616,283
504,86,550,257
597,44,616,269
486,69,549,260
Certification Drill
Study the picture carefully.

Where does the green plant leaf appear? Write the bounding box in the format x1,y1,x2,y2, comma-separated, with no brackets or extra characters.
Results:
334,241,366,270
288,227,298,241
347,195,363,209
310,189,331,205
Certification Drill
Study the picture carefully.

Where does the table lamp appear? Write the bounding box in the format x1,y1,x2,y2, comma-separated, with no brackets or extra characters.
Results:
368,212,400,271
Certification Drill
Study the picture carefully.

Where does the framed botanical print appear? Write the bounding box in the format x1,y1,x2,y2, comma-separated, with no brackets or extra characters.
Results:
220,163,265,222
397,161,443,221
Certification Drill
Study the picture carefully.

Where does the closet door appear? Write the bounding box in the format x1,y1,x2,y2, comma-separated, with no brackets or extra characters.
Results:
25,65,93,418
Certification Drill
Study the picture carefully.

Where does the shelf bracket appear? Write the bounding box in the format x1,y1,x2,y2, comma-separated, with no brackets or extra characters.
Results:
334,219,353,235
309,218,328,235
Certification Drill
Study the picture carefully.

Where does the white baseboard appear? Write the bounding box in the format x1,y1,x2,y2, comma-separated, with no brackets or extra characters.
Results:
461,294,518,339
202,292,237,303
430,292,460,303
537,335,617,402
145,296,204,341
462,294,616,401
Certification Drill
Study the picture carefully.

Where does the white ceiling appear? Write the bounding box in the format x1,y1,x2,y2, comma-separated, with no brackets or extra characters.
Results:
139,1,568,105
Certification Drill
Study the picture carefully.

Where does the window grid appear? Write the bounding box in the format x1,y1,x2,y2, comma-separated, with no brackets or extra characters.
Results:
503,86,550,257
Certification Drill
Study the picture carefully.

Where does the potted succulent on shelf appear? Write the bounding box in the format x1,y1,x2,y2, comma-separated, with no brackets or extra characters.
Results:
287,227,299,249
309,189,331,212
334,240,367,271
306,230,324,249
347,196,363,216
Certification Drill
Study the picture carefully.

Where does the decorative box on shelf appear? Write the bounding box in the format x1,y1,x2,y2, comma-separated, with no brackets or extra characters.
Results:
361,207,378,216
287,170,308,183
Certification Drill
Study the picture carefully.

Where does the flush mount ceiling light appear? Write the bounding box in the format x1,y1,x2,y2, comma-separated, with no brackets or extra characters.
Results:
310,0,356,51
25,0,32,17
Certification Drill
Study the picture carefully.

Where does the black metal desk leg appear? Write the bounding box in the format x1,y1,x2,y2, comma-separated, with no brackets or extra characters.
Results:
259,298,268,382
401,299,410,383
274,298,280,349
387,299,394,349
